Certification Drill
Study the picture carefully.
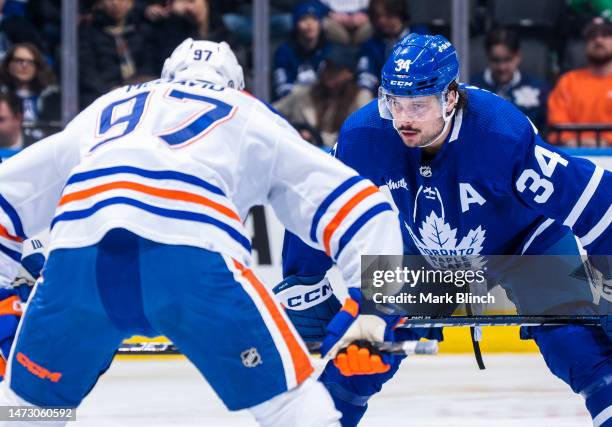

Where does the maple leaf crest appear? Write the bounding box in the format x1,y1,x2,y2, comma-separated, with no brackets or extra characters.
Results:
406,211,487,270
418,211,457,249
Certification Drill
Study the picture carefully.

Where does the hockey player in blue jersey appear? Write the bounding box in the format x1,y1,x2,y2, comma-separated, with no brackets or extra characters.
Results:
276,33,612,426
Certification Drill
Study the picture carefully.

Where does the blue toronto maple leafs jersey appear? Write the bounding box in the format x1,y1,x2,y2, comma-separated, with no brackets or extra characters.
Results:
282,86,611,279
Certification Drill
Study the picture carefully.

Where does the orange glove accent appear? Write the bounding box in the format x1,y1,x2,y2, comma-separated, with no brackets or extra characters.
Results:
332,343,391,376
0,295,22,316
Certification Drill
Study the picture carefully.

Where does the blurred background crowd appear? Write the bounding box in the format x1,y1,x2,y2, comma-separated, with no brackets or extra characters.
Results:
0,0,610,152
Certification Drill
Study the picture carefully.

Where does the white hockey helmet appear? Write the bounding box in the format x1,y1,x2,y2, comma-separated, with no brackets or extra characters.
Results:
161,38,245,90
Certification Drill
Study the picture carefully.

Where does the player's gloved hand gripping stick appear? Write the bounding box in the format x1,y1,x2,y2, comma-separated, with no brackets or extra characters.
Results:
320,288,401,376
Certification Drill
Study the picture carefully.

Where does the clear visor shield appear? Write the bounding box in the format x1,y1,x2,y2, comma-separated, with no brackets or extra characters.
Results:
378,87,447,122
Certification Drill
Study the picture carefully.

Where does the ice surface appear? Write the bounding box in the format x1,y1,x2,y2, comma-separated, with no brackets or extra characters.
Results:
73,354,590,426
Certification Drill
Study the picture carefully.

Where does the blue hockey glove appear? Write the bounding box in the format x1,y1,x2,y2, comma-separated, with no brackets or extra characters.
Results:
273,274,341,342
321,288,399,376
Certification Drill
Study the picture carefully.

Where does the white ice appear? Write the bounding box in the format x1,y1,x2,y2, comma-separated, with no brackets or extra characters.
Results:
73,354,590,426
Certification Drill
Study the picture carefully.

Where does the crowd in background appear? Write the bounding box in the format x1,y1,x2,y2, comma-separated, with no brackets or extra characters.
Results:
0,0,610,152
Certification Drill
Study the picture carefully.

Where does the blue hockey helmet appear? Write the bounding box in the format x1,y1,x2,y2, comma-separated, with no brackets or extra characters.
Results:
378,34,459,123
380,33,459,97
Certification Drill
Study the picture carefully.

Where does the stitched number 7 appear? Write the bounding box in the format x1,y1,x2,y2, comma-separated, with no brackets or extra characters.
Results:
92,91,150,152
158,89,236,147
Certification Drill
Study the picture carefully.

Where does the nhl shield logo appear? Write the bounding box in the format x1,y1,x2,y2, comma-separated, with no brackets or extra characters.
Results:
241,347,262,368
420,166,432,177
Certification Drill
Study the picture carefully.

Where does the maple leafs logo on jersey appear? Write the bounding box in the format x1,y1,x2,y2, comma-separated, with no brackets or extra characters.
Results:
406,194,487,272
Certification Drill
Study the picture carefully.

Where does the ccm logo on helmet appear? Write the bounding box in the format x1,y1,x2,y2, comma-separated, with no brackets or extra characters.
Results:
389,80,414,87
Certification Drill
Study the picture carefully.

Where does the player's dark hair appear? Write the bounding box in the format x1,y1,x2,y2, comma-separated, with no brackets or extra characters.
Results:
484,27,521,54
447,81,467,111
0,90,23,117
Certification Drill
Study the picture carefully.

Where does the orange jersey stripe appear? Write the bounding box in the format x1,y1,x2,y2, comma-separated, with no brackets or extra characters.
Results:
233,260,313,385
322,186,379,256
59,181,241,222
0,223,22,243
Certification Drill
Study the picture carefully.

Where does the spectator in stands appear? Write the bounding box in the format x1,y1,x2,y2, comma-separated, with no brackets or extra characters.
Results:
0,0,45,60
272,1,330,101
356,0,427,96
319,0,372,45
79,0,156,108
145,0,231,75
548,17,612,146
471,27,550,132
0,42,60,126
273,45,371,147
0,91,33,149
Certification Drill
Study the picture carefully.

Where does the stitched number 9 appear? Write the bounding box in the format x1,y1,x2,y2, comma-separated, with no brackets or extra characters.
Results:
93,88,234,151
92,91,150,152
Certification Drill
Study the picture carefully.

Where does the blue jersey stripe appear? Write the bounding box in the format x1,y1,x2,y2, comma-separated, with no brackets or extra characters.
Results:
333,203,393,260
0,194,25,239
310,176,364,243
66,166,226,196
0,241,21,262
51,197,251,252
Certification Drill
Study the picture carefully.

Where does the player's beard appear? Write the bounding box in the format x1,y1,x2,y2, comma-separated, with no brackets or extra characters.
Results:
395,117,445,148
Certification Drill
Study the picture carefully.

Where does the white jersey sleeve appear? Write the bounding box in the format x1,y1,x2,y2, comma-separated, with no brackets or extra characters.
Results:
256,107,403,288
0,125,81,287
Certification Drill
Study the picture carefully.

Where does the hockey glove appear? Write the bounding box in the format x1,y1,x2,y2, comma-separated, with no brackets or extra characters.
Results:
0,244,45,380
273,275,341,342
0,283,33,380
321,288,399,376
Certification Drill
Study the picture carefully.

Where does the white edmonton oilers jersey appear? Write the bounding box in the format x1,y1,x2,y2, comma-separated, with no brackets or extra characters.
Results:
0,79,402,287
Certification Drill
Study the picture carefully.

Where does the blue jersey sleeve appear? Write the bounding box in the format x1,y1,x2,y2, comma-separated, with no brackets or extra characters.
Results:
511,126,611,256
281,230,332,278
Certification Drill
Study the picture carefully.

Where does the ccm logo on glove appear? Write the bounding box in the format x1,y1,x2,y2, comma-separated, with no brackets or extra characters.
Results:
276,281,333,310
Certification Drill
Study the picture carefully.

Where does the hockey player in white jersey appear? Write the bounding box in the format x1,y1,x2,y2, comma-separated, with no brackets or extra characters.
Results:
0,39,405,426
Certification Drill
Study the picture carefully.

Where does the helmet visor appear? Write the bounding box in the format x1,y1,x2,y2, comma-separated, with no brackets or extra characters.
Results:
378,87,445,122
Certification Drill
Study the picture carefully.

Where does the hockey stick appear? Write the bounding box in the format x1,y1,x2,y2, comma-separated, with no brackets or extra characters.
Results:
394,314,603,328
116,340,439,356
